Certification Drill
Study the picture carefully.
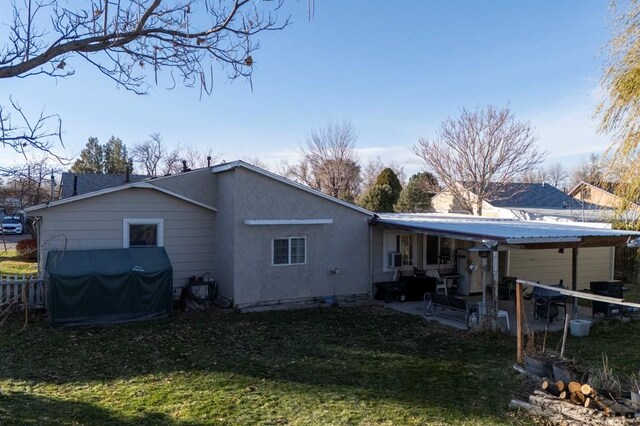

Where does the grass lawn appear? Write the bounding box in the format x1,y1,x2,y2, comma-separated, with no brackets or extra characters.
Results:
0,249,37,276
1,305,639,425
0,306,533,426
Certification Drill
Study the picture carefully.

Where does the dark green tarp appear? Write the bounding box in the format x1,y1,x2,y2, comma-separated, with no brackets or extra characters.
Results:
46,248,173,326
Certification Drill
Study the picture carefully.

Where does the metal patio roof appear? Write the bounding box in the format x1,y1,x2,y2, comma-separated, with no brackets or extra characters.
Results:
371,213,640,249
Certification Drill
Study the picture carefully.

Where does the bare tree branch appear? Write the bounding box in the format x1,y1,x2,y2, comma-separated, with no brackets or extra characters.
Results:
1,0,289,155
413,106,546,215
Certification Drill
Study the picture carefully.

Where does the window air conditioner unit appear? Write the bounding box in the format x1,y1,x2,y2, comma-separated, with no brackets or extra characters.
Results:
388,252,402,268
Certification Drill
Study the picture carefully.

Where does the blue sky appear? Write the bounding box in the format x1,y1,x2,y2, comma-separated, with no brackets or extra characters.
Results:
1,1,613,176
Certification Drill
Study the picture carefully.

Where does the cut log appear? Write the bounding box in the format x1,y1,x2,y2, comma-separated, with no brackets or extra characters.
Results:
570,391,585,405
541,380,559,396
584,397,591,409
580,383,592,396
558,390,568,400
568,381,582,394
556,380,565,393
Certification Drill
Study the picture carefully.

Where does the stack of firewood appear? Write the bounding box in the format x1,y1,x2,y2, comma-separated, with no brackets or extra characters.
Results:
511,380,640,425
541,380,636,417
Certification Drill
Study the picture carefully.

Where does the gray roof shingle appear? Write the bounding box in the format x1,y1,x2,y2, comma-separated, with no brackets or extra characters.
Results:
59,173,149,199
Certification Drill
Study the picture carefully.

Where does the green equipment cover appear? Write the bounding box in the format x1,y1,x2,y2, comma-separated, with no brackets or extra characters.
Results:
46,248,173,326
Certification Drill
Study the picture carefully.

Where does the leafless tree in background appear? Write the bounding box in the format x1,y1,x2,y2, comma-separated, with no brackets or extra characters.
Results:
133,133,222,175
519,162,569,190
132,133,165,176
1,0,289,156
546,162,569,189
414,106,545,215
0,154,61,207
285,121,362,202
568,153,603,190
182,145,222,169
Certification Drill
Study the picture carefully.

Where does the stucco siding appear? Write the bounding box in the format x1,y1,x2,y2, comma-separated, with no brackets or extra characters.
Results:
210,171,236,301
508,247,613,290
227,167,371,307
32,188,216,294
150,168,217,208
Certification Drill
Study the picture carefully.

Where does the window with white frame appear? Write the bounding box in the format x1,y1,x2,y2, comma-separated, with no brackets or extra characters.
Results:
123,218,164,248
273,237,306,265
398,234,413,266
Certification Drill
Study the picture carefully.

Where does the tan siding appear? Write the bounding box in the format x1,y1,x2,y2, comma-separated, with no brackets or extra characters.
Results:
34,187,216,293
508,247,613,290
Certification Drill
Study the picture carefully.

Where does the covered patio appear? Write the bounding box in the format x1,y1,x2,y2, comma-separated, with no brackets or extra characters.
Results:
370,213,640,332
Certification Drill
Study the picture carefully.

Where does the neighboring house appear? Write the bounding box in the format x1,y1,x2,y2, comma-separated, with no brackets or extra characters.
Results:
27,162,373,309
58,172,149,199
432,182,611,223
569,181,640,222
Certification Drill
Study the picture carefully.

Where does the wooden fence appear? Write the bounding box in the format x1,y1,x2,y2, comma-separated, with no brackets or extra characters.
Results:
0,274,45,309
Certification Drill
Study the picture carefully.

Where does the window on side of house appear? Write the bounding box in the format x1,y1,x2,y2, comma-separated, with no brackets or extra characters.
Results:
123,218,164,248
273,237,306,265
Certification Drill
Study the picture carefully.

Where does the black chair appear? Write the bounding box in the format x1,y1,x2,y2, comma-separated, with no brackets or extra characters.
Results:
498,276,517,301
532,282,567,322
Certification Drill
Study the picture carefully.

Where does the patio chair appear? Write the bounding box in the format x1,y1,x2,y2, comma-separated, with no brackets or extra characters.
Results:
426,270,447,295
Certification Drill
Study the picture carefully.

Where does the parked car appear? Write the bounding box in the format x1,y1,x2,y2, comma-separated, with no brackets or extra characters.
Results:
1,215,23,234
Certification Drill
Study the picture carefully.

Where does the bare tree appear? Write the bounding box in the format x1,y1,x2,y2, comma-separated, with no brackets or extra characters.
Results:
286,121,362,202
519,168,548,184
546,162,569,189
0,154,61,207
1,0,289,156
181,145,222,169
413,106,545,215
568,153,603,190
132,133,165,176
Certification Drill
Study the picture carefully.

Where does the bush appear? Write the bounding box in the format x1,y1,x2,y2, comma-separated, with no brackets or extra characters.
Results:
16,238,37,262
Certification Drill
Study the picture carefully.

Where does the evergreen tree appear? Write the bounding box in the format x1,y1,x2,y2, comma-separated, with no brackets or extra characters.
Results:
70,137,104,173
395,172,438,212
360,184,395,212
70,136,132,174
104,136,132,174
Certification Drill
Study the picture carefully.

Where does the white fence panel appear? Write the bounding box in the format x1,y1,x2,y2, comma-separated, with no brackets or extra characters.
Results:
0,274,45,308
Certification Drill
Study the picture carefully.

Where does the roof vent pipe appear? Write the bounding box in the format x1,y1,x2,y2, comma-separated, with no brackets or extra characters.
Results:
181,160,191,173
207,156,212,167
72,175,78,196
50,171,55,202
125,166,130,183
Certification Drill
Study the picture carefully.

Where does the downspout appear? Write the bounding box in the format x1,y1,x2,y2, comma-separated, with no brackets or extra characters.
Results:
572,247,579,318
369,224,373,299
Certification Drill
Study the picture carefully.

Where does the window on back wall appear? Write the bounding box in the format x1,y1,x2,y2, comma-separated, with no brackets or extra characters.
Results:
397,234,413,266
123,219,164,248
273,237,306,265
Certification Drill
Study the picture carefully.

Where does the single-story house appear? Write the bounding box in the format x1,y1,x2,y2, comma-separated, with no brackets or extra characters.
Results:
569,181,640,222
26,162,640,312
432,182,612,223
27,161,373,309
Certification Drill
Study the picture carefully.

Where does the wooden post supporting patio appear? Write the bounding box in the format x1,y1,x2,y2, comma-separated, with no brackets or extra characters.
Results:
571,248,578,318
516,280,523,364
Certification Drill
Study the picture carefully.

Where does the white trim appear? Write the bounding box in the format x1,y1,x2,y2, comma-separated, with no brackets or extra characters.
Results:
26,181,217,213
505,237,582,244
272,236,307,266
244,219,333,226
123,218,164,248
211,160,373,216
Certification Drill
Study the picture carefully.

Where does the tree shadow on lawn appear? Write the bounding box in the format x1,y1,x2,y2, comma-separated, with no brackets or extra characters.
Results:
0,306,522,421
0,391,196,426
